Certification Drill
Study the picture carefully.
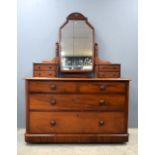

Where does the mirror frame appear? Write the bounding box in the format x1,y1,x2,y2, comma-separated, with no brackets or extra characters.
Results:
59,12,95,73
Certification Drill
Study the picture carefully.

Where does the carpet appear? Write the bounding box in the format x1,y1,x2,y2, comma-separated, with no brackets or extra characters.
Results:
17,128,137,155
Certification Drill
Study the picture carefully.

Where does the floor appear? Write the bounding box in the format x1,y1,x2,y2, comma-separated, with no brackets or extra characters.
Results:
17,129,137,155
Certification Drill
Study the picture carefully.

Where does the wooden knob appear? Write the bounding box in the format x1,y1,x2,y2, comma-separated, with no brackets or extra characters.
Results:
50,84,56,90
100,85,105,90
50,99,56,105
99,120,104,126
99,99,106,105
50,120,56,126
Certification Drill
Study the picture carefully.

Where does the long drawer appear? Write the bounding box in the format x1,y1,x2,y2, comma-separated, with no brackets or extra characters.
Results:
29,94,125,111
29,112,125,134
29,81,126,93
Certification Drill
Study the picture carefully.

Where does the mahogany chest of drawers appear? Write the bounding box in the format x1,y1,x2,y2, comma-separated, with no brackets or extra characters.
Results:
25,78,129,143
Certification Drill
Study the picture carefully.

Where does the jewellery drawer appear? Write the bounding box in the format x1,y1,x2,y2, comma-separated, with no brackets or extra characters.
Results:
33,71,56,77
29,112,125,134
79,82,126,93
29,94,125,111
34,64,57,71
29,81,77,93
98,72,120,78
98,64,120,72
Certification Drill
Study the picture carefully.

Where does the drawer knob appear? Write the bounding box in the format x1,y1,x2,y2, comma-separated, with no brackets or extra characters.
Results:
50,84,56,90
50,99,56,105
100,85,106,90
50,120,56,126
99,120,104,126
99,99,106,105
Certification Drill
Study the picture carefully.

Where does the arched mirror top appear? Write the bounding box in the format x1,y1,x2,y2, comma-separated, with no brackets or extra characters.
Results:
59,13,95,72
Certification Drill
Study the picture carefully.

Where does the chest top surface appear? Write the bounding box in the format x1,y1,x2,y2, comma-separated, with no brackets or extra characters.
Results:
25,77,130,81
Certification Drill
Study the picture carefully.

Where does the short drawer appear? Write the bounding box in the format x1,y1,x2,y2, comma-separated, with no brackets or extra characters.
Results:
29,94,125,111
29,81,77,93
98,72,120,78
29,112,125,134
34,64,57,71
98,65,120,72
34,71,56,77
79,82,126,93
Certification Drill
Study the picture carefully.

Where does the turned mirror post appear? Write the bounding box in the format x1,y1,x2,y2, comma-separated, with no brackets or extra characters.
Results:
58,13,95,72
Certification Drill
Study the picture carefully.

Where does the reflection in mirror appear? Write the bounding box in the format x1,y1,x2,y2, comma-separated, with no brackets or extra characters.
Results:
60,20,94,71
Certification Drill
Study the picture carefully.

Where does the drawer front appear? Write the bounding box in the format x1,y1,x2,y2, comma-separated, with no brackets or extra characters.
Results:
98,72,120,78
34,71,56,77
29,81,77,93
29,94,125,111
29,112,125,134
34,64,57,71
79,82,126,93
98,65,120,72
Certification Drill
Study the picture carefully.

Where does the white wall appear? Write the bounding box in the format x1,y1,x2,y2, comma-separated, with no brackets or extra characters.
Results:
17,0,138,128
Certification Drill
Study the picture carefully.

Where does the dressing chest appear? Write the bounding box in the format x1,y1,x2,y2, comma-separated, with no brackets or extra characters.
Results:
25,13,130,143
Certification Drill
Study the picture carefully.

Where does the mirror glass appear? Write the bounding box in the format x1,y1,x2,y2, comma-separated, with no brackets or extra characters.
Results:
60,20,93,71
